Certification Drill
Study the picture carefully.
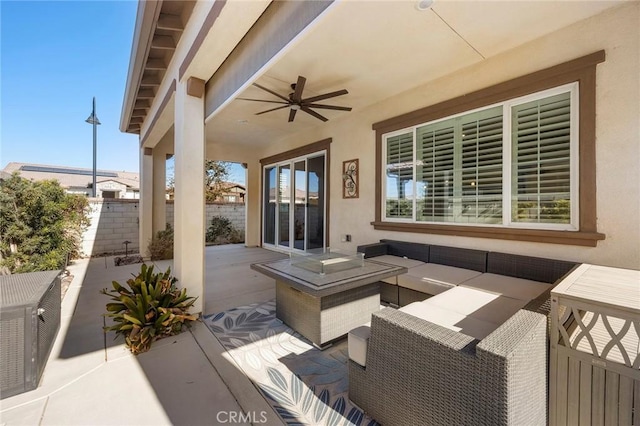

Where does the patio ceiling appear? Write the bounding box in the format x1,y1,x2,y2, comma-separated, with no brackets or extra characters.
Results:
205,0,624,149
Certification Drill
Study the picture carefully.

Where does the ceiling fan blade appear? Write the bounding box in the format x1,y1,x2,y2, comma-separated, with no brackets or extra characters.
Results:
256,105,290,115
305,103,352,111
302,89,348,104
253,83,291,102
301,106,328,122
288,108,297,122
292,76,306,103
237,98,289,105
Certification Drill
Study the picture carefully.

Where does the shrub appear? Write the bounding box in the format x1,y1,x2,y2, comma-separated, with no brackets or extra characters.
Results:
228,227,245,244
0,173,90,273
148,224,173,260
100,264,197,355
206,216,234,244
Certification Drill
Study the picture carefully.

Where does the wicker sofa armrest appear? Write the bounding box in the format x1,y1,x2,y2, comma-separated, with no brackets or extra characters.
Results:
476,307,547,358
472,307,549,426
356,242,388,258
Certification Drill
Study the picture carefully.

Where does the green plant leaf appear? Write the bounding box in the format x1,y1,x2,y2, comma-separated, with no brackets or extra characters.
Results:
121,296,137,313
106,303,126,313
141,279,149,301
155,311,171,327
123,313,143,326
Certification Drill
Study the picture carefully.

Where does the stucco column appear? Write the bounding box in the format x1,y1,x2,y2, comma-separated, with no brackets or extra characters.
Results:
245,160,261,247
152,149,167,235
139,147,154,258
173,77,205,314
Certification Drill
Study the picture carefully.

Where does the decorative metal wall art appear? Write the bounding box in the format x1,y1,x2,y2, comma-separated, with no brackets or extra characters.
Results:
342,159,359,198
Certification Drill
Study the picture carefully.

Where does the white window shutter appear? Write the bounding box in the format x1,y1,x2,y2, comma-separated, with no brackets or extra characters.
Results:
512,92,571,224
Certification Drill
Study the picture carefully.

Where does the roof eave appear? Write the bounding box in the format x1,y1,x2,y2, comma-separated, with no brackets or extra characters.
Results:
120,0,162,134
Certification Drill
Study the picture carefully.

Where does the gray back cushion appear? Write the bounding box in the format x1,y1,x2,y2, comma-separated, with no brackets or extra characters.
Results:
380,240,430,263
487,252,578,284
429,245,487,273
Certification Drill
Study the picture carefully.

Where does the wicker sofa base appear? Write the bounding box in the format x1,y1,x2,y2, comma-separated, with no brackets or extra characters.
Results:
398,286,433,306
380,282,399,306
380,285,433,306
275,281,380,347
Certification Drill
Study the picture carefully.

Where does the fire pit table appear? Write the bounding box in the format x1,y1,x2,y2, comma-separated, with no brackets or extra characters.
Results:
251,249,407,348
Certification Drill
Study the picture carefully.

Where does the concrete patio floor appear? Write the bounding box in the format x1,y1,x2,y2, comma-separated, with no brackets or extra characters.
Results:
0,245,287,426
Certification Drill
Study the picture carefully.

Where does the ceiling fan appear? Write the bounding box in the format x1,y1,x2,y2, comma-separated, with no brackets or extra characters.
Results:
238,76,352,122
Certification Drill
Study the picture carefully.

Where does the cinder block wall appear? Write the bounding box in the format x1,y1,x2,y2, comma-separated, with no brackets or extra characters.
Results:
81,199,245,257
165,202,245,231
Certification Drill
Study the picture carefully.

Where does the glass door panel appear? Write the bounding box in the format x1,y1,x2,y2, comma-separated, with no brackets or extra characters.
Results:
277,165,291,248
263,167,276,245
293,161,306,250
262,152,325,252
307,155,325,250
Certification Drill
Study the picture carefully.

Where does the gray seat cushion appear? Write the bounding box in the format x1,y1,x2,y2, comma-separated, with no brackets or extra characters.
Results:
397,263,483,296
372,255,425,285
422,286,527,325
348,323,371,367
460,273,552,301
400,301,498,340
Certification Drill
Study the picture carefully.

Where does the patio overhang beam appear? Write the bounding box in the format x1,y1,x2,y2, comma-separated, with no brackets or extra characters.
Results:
204,0,335,121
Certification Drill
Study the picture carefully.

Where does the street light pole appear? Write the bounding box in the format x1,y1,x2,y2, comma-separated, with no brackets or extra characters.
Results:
85,97,101,197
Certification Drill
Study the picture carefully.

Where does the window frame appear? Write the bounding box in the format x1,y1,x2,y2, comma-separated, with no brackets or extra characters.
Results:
260,138,332,249
372,51,606,246
382,83,579,230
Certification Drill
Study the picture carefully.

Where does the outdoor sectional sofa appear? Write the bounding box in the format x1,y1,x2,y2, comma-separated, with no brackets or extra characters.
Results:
348,240,578,426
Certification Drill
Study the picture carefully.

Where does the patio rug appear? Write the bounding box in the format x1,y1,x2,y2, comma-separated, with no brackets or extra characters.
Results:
203,300,379,426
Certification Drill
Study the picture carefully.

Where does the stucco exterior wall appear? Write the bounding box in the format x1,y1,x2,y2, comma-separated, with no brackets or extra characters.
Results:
266,3,639,269
81,199,245,256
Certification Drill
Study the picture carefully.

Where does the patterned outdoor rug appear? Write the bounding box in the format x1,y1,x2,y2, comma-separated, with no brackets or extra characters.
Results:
203,300,378,426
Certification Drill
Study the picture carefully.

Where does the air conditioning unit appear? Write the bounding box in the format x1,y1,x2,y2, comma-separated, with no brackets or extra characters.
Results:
1,270,62,399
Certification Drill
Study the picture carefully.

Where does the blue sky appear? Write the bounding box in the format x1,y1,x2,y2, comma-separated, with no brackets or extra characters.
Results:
0,1,245,184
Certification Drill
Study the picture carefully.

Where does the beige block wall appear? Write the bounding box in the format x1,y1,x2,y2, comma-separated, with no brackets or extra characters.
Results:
81,200,246,257
166,202,245,233
261,3,640,269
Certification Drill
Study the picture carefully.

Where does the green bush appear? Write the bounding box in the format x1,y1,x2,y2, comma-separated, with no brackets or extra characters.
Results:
0,173,90,273
100,264,197,355
206,216,235,244
228,227,245,244
147,224,173,260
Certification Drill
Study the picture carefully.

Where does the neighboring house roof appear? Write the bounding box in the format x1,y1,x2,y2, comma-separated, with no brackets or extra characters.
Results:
96,178,139,189
2,162,140,191
220,182,245,191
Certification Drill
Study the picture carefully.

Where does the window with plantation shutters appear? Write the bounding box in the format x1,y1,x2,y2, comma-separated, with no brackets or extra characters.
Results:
461,109,503,224
382,84,577,231
416,120,455,222
415,106,502,224
385,132,414,219
511,92,572,225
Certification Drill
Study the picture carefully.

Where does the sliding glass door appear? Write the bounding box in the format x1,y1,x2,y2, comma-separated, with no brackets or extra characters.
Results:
263,152,326,252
